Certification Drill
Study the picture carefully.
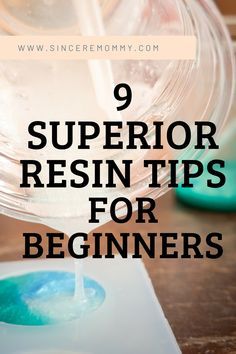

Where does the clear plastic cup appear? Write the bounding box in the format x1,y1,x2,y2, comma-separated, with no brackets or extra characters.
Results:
0,0,234,231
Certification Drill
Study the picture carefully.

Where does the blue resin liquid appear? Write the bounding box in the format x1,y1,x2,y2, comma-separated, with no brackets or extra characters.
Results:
0,271,105,326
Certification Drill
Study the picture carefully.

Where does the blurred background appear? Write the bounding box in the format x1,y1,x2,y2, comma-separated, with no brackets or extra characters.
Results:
216,0,236,41
0,1,236,354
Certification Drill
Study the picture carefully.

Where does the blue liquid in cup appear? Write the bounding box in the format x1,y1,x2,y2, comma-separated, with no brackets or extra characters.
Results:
0,271,105,326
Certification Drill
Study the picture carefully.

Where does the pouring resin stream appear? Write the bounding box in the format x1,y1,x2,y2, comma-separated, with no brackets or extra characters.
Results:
0,0,235,328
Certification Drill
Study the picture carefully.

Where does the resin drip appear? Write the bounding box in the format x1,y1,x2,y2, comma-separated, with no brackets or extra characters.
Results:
71,0,121,300
69,0,124,299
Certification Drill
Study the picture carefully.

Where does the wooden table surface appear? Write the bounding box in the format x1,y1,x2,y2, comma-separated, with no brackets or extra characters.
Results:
0,191,236,354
